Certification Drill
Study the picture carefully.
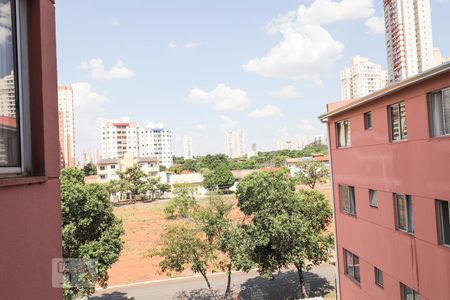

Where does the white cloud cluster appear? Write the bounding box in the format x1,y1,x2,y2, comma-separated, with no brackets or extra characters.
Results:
110,17,121,26
0,2,11,45
71,83,109,155
188,83,251,112
271,85,303,99
168,41,203,49
365,16,385,34
244,0,378,83
248,105,283,119
80,58,135,80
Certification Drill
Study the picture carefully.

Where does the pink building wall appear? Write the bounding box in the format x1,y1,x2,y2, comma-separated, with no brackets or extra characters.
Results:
326,70,450,299
0,0,63,299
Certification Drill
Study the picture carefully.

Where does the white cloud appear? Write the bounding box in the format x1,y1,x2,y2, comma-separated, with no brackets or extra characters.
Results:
248,105,283,118
221,116,238,129
365,16,384,34
194,123,208,130
0,2,12,44
244,0,376,83
270,85,303,99
298,119,319,136
188,83,251,112
80,59,135,80
184,41,203,49
110,17,121,26
71,83,109,157
168,41,177,48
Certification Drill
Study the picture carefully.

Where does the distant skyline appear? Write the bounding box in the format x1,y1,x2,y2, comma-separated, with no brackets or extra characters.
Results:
55,0,450,158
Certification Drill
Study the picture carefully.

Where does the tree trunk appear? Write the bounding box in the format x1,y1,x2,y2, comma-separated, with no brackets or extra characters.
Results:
200,271,219,300
225,263,232,299
295,262,308,299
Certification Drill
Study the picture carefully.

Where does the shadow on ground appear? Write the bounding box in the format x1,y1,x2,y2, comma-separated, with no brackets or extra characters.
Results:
173,270,333,300
91,291,135,300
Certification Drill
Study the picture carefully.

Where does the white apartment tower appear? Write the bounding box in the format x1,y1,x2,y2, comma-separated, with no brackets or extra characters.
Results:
225,130,245,158
139,123,173,168
0,71,16,118
183,135,193,160
340,56,388,100
58,85,76,168
384,0,435,83
101,118,139,159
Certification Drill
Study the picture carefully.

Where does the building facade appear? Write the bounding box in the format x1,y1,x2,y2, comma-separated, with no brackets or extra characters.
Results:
183,135,193,160
340,56,388,100
0,0,63,298
101,119,139,159
384,0,435,83
138,122,173,168
225,130,245,158
320,63,450,300
57,85,75,168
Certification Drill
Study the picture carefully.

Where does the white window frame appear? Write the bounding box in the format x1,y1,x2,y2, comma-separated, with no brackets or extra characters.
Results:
389,102,408,142
395,194,414,234
339,184,356,215
336,120,351,148
400,283,420,300
374,267,384,288
0,0,31,177
344,249,360,283
369,189,378,207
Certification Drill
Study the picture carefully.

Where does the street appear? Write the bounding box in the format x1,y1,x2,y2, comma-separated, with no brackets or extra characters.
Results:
91,263,336,300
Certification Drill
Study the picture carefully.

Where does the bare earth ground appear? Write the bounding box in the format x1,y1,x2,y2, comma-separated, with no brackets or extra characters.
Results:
107,184,333,288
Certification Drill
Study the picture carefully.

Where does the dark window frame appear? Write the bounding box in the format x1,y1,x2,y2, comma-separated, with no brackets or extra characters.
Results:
339,184,356,215
436,200,450,247
344,249,360,283
374,267,384,288
364,111,373,130
389,102,408,142
400,283,420,300
394,194,414,234
336,120,351,148
428,88,450,137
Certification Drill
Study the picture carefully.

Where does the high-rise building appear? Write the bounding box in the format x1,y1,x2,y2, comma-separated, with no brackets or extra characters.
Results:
225,130,245,158
0,71,16,119
139,122,173,168
384,0,435,83
320,64,450,299
340,56,388,99
434,48,450,65
101,118,139,159
57,85,75,168
183,135,193,160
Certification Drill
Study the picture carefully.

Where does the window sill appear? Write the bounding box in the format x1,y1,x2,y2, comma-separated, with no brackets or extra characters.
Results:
429,134,450,141
341,211,357,218
0,176,47,188
396,229,415,237
369,204,378,208
344,274,361,286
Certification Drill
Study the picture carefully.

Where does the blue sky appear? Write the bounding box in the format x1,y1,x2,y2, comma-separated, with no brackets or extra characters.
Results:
55,0,450,157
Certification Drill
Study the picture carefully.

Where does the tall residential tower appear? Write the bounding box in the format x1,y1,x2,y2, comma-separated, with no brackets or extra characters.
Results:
183,135,193,160
139,122,173,168
101,118,139,159
340,56,388,100
384,0,435,83
225,130,245,158
58,85,76,168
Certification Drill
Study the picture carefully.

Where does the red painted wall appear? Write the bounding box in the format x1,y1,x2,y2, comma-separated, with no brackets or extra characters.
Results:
328,71,450,300
0,0,63,299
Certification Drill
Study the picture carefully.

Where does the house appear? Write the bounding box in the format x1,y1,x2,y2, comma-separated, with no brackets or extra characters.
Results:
319,62,450,300
0,0,63,298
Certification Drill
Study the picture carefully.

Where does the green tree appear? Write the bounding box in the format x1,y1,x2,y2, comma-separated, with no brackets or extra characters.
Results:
83,163,97,176
157,183,171,199
203,164,235,191
236,172,333,299
60,168,123,300
104,179,121,201
164,187,197,219
153,225,219,299
118,166,148,200
296,160,330,189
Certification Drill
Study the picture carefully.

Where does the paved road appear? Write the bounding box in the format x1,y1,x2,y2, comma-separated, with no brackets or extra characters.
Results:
90,263,336,300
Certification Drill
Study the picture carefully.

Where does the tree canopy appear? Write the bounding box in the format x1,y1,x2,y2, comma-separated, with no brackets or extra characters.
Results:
295,160,330,189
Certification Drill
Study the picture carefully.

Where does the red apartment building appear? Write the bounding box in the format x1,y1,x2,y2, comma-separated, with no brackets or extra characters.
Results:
320,63,450,300
0,0,63,299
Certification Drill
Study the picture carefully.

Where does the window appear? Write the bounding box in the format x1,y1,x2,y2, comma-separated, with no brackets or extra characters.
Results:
344,249,360,283
369,189,378,207
336,120,351,148
99,166,105,171
339,185,356,215
110,164,116,169
100,175,106,180
395,194,414,234
401,283,420,300
428,89,450,137
437,200,450,246
389,102,408,141
375,267,383,288
0,0,25,175
364,112,372,129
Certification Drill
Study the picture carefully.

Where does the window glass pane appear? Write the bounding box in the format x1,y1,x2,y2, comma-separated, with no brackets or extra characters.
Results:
349,186,355,214
407,196,414,233
375,268,384,287
0,0,20,168
430,92,444,136
400,103,408,139
353,254,360,282
391,105,400,141
345,250,354,278
396,194,408,231
346,121,351,146
337,122,345,147
402,284,414,300
439,200,450,245
370,190,378,207
443,90,450,135
340,185,349,212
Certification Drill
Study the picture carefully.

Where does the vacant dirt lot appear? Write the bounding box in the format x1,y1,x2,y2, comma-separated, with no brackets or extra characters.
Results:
107,184,333,286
